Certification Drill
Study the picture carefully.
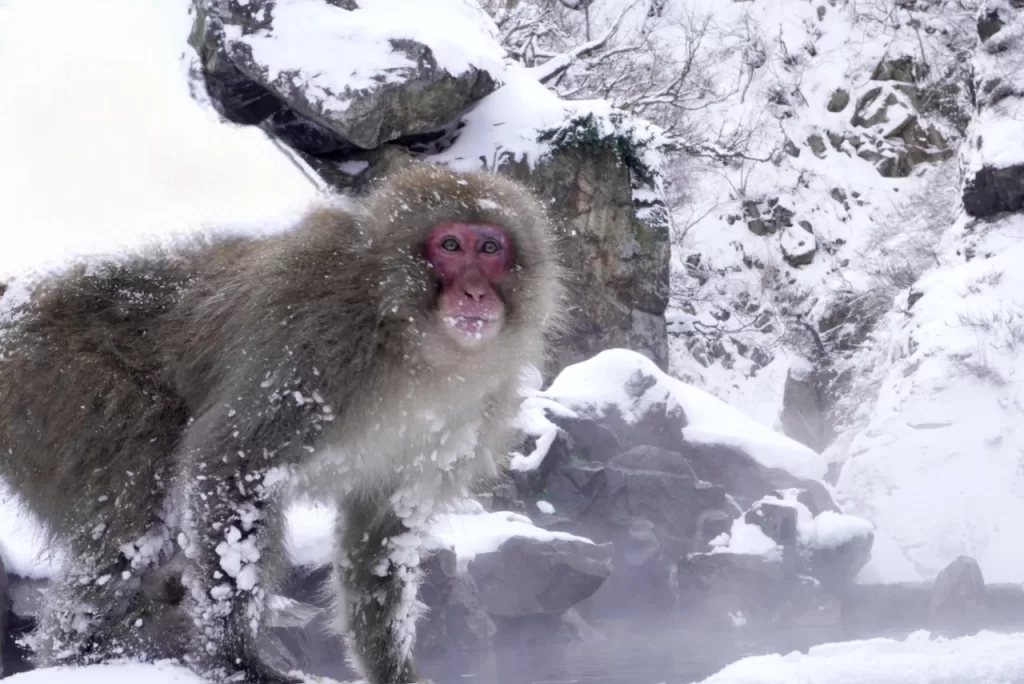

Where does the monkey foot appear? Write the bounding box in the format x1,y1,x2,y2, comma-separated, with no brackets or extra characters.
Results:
203,657,304,684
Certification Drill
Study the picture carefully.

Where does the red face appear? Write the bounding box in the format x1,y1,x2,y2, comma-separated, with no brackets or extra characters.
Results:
424,222,513,349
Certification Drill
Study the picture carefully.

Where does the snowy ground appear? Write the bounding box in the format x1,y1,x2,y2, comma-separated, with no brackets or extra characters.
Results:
9,629,1024,684
695,630,1024,684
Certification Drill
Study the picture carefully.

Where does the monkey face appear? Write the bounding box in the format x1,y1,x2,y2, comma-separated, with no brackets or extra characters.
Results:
424,221,514,350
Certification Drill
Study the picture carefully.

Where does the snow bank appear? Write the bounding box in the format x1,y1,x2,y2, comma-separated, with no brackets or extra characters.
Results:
428,503,592,572
4,661,347,683
835,233,1024,582
709,490,872,561
285,498,591,573
4,662,208,684
696,629,1024,684
0,490,591,581
428,64,573,172
237,0,506,111
710,520,780,558
0,0,319,281
514,349,826,481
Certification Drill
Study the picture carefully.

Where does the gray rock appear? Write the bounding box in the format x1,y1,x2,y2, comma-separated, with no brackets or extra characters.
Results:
468,537,612,617
807,133,828,158
780,223,817,267
780,365,832,452
978,9,1005,41
827,89,850,112
930,556,986,625
871,55,927,83
417,548,495,665
963,163,1024,218
501,140,670,370
191,0,498,150
678,552,842,630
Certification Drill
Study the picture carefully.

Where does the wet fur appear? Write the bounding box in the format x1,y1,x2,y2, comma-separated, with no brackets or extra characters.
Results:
0,164,563,683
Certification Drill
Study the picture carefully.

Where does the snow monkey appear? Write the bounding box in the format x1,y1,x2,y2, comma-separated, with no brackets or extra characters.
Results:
0,164,564,683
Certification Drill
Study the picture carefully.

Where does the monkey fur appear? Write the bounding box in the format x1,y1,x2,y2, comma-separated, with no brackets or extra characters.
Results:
0,164,564,683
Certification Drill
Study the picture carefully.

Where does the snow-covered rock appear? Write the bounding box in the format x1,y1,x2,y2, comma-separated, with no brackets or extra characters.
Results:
192,0,504,151
517,348,826,481
962,0,1024,218
505,348,871,624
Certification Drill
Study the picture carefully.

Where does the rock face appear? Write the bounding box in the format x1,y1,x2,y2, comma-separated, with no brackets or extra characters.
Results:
502,129,671,369
961,0,1024,218
190,0,500,152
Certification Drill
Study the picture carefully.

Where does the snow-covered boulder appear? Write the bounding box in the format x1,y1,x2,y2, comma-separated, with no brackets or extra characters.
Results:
191,0,503,151
507,349,870,622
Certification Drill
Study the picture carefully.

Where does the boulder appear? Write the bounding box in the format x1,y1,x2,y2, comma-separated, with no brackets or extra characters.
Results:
416,548,494,667
468,536,612,618
963,164,1024,218
929,556,986,627
780,222,817,267
827,89,850,112
190,0,500,151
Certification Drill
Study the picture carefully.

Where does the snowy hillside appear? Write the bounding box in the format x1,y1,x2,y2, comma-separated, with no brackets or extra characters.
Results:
538,0,1023,582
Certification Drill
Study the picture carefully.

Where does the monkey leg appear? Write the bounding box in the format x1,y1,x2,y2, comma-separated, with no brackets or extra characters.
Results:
32,503,181,666
334,495,432,684
180,460,301,684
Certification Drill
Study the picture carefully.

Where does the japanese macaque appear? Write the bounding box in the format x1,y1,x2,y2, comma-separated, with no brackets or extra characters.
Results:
0,164,564,683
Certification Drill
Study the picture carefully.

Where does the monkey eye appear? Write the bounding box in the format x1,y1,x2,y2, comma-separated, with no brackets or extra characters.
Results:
480,239,501,255
440,237,461,252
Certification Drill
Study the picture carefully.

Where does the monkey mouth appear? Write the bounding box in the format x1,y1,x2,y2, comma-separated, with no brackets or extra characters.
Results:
442,314,502,345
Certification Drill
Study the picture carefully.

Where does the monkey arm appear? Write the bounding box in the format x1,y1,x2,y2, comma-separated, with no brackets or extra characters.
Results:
335,494,429,684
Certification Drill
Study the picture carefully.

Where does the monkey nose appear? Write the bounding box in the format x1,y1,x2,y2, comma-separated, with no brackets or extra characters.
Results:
463,282,487,301
461,274,489,301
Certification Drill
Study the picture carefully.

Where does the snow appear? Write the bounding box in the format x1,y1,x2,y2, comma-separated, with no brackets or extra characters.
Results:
286,498,591,574
2,661,348,683
708,491,872,561
0,0,320,281
4,662,209,684
237,0,507,113
429,64,571,172
807,510,874,550
0,482,62,579
834,232,1024,582
710,520,780,559
967,4,1024,169
695,629,1024,684
515,348,826,481
428,504,592,572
